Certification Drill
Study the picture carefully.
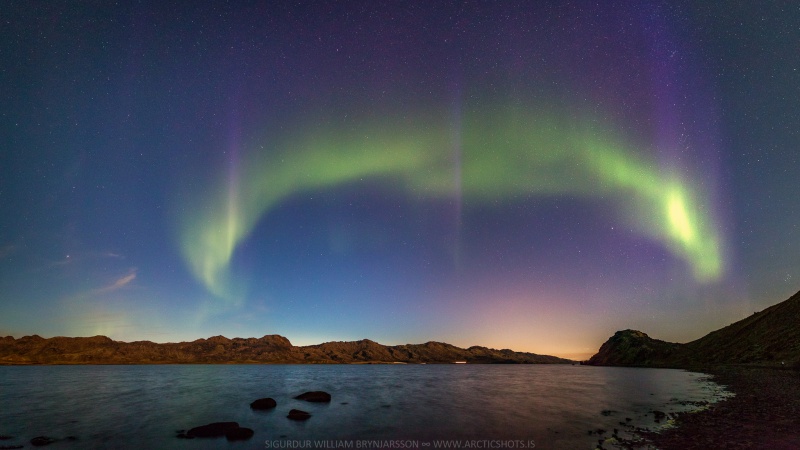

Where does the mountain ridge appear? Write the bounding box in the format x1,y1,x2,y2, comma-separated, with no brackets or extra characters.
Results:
0,334,572,365
586,289,800,367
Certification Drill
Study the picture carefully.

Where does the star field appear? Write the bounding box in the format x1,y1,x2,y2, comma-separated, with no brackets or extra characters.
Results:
1,1,798,359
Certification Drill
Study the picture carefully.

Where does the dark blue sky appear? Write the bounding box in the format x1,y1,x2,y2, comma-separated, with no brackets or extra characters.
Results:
1,1,797,359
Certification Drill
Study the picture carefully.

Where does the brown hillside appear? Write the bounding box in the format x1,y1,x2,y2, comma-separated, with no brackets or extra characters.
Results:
681,290,800,365
0,334,571,365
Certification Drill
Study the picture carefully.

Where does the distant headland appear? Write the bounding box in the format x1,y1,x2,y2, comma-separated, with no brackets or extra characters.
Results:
0,334,573,365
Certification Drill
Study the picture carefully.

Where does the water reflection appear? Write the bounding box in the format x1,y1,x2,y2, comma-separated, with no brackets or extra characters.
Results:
0,365,730,449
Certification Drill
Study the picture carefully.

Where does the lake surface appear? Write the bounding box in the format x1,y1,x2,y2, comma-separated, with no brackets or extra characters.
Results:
0,364,731,449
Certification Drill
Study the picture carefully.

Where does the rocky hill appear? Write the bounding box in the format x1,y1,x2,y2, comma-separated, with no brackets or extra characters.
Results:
584,329,683,366
0,334,572,365
586,289,800,367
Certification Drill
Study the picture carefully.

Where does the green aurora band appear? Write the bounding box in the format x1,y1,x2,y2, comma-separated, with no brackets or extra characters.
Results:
179,108,723,302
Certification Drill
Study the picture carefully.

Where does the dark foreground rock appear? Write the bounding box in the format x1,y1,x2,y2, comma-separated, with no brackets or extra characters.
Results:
250,397,277,409
182,422,254,441
294,391,331,402
287,409,311,421
186,422,240,438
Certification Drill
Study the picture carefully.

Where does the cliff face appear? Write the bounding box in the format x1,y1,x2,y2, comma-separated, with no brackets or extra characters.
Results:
586,290,800,368
0,334,572,365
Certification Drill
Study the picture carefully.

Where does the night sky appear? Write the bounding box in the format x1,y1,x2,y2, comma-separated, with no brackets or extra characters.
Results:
1,2,798,359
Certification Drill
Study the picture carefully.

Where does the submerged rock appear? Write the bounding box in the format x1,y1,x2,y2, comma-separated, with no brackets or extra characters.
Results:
294,391,331,402
27,436,77,447
287,409,311,421
250,397,277,410
186,422,240,438
30,436,56,446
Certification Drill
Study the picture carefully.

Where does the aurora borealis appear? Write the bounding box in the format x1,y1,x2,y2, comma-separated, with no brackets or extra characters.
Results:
1,1,798,359
180,108,723,304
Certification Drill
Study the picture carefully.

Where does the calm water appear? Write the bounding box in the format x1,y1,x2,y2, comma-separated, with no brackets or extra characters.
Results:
0,364,730,449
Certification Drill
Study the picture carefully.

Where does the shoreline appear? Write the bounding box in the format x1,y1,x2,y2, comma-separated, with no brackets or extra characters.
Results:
642,365,800,449
0,360,574,366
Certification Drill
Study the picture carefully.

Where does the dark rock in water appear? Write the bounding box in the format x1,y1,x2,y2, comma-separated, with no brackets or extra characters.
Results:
181,422,252,440
0,445,23,450
30,436,56,446
250,397,277,409
294,391,331,402
187,422,240,438
287,409,311,420
0,436,13,441
225,427,254,441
